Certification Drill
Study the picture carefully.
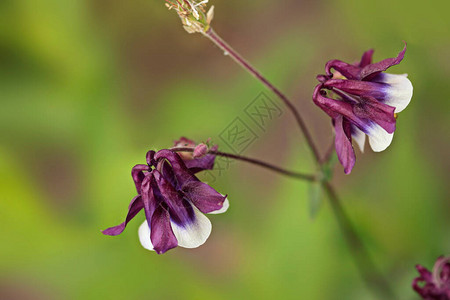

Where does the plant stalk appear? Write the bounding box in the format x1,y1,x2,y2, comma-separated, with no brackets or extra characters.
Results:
203,28,322,163
171,147,316,182
194,25,397,299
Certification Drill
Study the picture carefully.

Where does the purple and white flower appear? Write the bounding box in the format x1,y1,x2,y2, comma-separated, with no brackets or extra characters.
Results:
313,45,413,174
413,256,450,299
103,148,228,254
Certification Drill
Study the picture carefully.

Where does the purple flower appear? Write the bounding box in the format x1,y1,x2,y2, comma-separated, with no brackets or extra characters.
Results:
413,256,450,300
313,45,413,174
102,149,229,254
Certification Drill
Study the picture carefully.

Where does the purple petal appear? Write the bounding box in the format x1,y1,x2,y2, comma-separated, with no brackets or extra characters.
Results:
360,44,407,80
412,277,428,298
102,195,143,236
154,150,196,187
160,160,177,188
153,170,196,227
413,264,435,298
313,84,369,132
325,59,362,80
353,96,396,134
323,79,387,101
131,164,150,194
417,264,434,282
182,181,227,214
141,174,158,230
334,116,355,174
358,49,374,68
146,150,155,166
150,205,178,254
313,84,340,119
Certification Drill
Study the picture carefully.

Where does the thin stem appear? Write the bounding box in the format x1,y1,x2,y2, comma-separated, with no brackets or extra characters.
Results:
200,27,394,298
323,182,396,299
203,28,321,163
171,147,316,182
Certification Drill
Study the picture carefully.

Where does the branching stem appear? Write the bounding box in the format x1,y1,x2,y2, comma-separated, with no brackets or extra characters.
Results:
198,27,396,299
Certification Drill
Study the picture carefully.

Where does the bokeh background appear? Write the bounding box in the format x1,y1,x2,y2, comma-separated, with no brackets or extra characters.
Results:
1,0,449,299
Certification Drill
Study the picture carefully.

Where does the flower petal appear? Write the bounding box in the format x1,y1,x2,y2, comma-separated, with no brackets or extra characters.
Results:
138,206,179,254
334,116,355,174
367,123,394,152
314,85,396,138
360,44,406,80
412,264,433,296
170,205,212,249
141,174,158,228
154,150,196,187
150,205,178,254
160,160,177,188
358,49,374,68
102,195,143,236
373,73,413,113
146,150,156,166
323,79,387,100
131,164,149,194
138,220,154,251
208,197,229,215
181,181,227,214
353,96,396,134
325,60,361,80
313,85,368,130
153,170,196,227
351,125,366,153
313,84,344,119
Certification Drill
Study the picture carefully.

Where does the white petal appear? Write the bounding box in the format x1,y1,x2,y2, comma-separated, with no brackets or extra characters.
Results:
208,198,230,215
379,73,413,113
367,123,394,152
351,126,366,153
170,206,212,249
138,221,155,251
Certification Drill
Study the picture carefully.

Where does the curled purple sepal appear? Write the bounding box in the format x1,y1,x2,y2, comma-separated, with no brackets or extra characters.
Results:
102,195,143,236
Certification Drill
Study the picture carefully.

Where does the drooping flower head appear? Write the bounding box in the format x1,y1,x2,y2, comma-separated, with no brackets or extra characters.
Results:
413,256,450,299
103,142,228,254
313,45,413,174
165,0,214,34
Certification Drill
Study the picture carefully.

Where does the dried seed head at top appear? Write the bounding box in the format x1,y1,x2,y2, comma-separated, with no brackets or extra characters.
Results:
165,0,215,34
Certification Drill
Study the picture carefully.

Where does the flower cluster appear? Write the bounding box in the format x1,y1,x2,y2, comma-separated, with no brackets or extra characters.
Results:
313,45,413,174
413,256,450,299
103,141,228,254
165,0,214,34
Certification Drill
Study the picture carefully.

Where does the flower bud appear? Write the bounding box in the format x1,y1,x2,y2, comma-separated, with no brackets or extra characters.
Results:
193,143,208,158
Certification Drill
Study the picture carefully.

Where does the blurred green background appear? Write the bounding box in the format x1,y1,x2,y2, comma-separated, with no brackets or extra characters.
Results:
1,0,449,299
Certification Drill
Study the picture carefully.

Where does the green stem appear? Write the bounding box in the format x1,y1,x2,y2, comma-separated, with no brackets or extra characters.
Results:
200,27,396,299
171,147,316,182
203,28,322,163
323,182,396,299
